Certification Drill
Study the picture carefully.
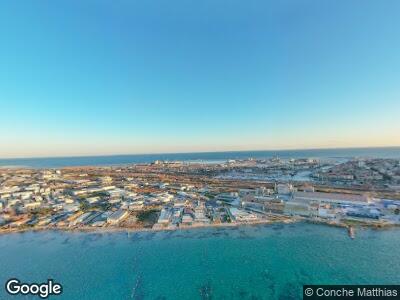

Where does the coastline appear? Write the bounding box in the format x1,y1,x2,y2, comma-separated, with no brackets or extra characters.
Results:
1,146,399,169
1,216,398,236
0,218,282,236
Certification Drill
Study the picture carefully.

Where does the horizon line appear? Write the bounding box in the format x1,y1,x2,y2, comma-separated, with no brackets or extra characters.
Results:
1,145,399,160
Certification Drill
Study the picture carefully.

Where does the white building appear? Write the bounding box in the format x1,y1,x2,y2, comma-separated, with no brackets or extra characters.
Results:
23,202,42,211
107,209,129,225
229,208,258,222
293,191,372,206
157,208,172,225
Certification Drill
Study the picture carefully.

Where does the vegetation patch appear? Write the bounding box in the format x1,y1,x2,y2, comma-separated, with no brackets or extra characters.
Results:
136,209,160,228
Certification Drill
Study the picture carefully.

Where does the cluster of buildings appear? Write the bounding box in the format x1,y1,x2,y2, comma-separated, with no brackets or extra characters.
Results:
0,159,400,232
313,158,400,188
184,157,400,190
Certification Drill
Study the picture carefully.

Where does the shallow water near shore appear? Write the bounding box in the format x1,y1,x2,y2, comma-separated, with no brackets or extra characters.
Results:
1,222,400,299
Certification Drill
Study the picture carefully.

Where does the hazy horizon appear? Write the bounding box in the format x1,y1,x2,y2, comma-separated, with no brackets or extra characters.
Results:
1,0,399,158
0,145,399,160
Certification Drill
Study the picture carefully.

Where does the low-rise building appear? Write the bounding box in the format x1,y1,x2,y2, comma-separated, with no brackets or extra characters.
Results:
107,209,129,225
229,208,258,222
293,191,372,206
157,208,172,225
215,193,240,206
181,214,194,225
284,200,312,217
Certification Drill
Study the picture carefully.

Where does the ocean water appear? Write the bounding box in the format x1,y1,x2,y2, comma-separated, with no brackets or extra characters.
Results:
1,223,399,300
0,147,399,168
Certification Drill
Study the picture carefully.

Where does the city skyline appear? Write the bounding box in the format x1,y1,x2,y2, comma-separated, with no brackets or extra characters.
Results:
1,0,400,158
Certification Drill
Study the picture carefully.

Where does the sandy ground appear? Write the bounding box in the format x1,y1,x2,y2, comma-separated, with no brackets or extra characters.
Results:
0,215,397,236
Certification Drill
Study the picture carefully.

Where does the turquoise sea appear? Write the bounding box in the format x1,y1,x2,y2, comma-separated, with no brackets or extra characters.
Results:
1,223,399,299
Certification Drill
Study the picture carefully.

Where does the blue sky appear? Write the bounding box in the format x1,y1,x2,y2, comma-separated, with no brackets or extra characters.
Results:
0,0,399,158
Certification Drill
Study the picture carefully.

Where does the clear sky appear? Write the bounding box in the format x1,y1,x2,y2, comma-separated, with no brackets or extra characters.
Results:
0,0,399,158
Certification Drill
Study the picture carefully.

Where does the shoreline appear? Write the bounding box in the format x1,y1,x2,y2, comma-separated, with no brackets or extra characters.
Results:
1,146,399,169
0,218,281,235
1,217,398,236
